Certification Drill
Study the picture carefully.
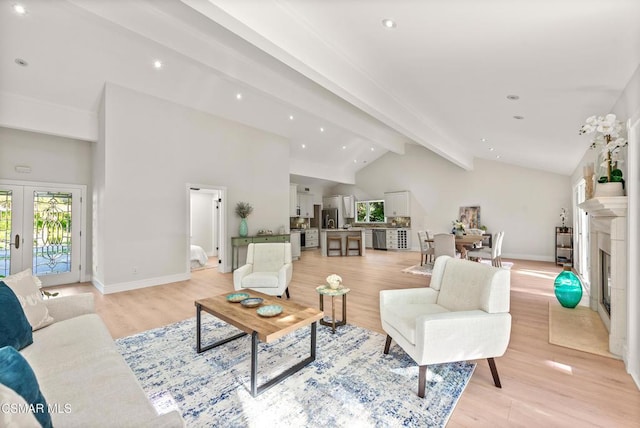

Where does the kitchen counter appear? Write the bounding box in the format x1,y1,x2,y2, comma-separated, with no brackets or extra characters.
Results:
320,229,366,256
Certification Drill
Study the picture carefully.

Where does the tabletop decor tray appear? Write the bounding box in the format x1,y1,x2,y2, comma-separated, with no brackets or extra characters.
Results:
256,304,283,317
240,297,263,308
226,292,250,303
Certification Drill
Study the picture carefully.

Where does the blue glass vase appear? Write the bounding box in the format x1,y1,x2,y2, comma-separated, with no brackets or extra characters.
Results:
239,218,248,237
554,265,583,308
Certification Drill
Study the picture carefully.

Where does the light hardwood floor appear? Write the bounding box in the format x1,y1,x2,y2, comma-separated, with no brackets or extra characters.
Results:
52,250,640,427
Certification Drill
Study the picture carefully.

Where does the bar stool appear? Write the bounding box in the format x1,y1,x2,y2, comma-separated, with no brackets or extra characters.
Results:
346,235,362,256
327,236,342,256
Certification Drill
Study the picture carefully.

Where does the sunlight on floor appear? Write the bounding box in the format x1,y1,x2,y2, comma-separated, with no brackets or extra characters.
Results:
545,360,574,375
516,269,558,280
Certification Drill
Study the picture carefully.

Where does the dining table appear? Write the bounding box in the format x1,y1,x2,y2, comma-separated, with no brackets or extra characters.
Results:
454,234,485,259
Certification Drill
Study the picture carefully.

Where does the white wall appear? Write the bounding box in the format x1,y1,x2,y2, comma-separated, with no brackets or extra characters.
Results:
94,83,290,292
190,190,216,256
335,144,571,261
0,126,93,278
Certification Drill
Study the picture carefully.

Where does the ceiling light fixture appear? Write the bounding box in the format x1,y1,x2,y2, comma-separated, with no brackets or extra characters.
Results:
506,95,520,100
289,115,294,120
301,144,306,149
320,127,324,132
481,138,487,142
370,147,375,151
496,155,501,159
353,159,357,163
13,4,26,15
153,60,162,69
342,146,346,150
382,19,396,29
236,93,243,100
513,115,524,120
489,147,494,151
14,58,28,67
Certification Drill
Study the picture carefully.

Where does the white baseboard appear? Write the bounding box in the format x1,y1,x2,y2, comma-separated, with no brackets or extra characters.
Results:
91,272,190,295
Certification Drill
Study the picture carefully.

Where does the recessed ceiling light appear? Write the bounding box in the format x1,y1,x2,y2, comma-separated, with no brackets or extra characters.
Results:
353,159,357,163
13,4,27,15
489,147,494,151
289,115,294,120
153,60,163,69
342,146,346,150
14,58,28,67
370,147,375,151
481,138,487,142
320,127,324,132
301,144,306,149
236,93,243,100
506,95,520,100
496,155,501,159
513,115,524,120
382,19,396,29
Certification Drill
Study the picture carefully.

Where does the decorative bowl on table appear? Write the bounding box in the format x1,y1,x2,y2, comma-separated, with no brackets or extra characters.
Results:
240,297,263,308
256,304,283,317
226,292,250,303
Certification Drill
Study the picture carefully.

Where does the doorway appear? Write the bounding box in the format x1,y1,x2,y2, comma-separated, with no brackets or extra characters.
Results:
187,184,226,273
0,180,86,286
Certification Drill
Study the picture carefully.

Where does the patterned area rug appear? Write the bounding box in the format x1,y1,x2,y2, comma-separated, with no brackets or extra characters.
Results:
115,316,475,427
402,260,513,276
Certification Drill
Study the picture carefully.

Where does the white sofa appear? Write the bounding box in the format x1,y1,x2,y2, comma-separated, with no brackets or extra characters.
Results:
233,243,292,298
19,293,184,427
380,255,511,397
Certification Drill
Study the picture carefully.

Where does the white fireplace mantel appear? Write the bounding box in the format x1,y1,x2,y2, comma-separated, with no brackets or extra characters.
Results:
579,196,628,217
578,195,628,357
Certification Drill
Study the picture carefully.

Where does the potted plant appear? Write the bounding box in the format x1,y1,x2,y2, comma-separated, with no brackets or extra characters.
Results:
235,202,253,237
579,114,627,196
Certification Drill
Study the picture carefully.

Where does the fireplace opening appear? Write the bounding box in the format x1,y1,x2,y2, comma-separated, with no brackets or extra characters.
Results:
601,250,611,316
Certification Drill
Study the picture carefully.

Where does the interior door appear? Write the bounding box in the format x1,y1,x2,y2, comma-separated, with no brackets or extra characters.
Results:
0,184,82,286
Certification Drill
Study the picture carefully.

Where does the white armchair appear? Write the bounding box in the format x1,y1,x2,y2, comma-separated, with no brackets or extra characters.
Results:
233,243,292,298
380,255,511,397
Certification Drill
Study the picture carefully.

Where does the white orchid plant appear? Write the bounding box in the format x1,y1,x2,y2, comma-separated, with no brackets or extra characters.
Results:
579,114,627,183
560,208,567,228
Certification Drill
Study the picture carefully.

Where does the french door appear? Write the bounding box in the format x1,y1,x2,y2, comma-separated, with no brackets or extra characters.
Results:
0,182,83,286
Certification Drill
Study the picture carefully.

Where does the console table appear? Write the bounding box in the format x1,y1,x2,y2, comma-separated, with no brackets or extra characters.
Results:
231,234,290,271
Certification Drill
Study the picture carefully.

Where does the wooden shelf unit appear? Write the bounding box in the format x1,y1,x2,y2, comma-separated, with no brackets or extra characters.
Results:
555,226,573,266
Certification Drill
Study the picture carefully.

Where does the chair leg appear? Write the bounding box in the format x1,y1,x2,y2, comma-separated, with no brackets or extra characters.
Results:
383,335,392,354
285,288,290,299
487,358,502,388
418,365,427,398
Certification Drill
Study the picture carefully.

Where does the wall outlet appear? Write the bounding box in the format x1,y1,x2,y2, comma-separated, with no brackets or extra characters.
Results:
132,266,138,274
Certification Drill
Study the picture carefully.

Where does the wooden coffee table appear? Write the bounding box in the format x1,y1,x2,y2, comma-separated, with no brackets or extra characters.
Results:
194,291,323,397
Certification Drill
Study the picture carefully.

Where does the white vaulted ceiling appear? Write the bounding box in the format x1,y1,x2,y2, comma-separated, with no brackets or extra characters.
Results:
1,0,639,183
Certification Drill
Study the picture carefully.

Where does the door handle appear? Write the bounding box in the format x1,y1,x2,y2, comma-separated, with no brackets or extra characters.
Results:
14,234,20,249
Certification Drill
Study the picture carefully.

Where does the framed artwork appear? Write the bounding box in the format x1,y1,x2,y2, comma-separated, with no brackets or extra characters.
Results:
459,206,481,229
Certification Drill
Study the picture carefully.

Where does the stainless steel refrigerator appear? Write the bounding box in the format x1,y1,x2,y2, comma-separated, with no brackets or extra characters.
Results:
322,208,339,229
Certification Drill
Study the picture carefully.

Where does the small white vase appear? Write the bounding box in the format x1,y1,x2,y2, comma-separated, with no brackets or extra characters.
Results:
594,182,624,197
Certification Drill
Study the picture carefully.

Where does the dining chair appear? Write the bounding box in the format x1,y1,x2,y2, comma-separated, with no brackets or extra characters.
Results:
417,231,435,266
433,233,456,260
467,231,504,267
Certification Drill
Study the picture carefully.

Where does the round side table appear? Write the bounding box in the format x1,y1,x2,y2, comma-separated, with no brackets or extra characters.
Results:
316,285,350,334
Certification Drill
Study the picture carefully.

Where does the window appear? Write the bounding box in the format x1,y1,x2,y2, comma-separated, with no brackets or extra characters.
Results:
356,200,385,223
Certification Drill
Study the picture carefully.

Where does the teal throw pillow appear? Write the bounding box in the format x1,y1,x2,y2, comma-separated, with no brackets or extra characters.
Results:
0,346,53,428
0,281,33,350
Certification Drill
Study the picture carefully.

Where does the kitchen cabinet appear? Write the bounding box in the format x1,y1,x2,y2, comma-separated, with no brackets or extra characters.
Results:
365,229,373,249
298,193,314,218
386,228,410,250
305,229,319,248
289,184,298,216
384,191,410,217
322,196,341,209
343,195,355,218
290,231,301,260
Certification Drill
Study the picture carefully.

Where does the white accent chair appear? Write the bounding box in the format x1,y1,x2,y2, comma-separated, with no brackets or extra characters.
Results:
467,231,504,267
233,243,292,298
380,255,511,397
